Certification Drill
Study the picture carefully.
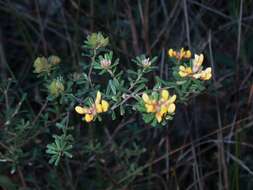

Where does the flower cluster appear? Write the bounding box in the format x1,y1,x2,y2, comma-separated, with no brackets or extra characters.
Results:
178,54,212,80
168,48,191,60
33,55,60,75
142,90,176,123
85,32,109,49
75,91,109,122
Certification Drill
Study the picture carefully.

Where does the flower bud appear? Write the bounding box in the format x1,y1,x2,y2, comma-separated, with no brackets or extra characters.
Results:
48,55,61,65
86,32,109,49
33,57,50,74
142,58,151,68
48,79,64,97
100,59,111,69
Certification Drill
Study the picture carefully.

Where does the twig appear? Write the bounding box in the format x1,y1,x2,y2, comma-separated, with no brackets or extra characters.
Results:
236,0,243,61
183,0,191,49
208,31,229,190
124,0,140,55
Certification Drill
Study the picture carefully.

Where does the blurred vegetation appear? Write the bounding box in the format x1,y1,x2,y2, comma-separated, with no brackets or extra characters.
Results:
0,0,253,189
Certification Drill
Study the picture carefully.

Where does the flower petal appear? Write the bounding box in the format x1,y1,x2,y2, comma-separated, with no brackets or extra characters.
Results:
179,71,187,77
200,67,212,80
193,53,204,68
168,95,177,103
161,90,169,100
84,114,94,122
75,106,88,114
186,67,192,74
96,103,103,113
179,65,186,71
160,105,168,115
168,103,176,113
155,112,162,123
192,73,201,79
101,100,109,112
95,91,102,104
145,104,156,113
142,93,150,103
185,50,192,58
168,49,174,57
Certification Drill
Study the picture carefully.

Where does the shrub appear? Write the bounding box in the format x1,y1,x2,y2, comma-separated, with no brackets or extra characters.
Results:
32,32,212,166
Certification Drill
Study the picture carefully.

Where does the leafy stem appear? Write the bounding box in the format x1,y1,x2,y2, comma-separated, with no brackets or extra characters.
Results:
88,48,97,88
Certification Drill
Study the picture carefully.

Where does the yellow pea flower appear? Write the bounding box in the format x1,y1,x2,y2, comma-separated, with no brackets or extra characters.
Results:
168,49,176,57
179,48,192,59
95,91,110,113
142,90,177,123
142,93,156,113
168,48,191,60
178,53,212,81
185,50,192,59
192,54,204,73
178,66,193,77
75,91,109,123
200,67,212,80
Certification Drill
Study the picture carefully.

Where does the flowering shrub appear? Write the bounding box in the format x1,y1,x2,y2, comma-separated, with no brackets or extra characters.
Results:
33,32,212,166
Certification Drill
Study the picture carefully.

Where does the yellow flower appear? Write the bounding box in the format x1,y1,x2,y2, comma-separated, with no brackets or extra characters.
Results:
168,49,176,57
142,90,177,123
178,66,192,77
75,91,109,123
185,50,192,59
168,48,191,60
192,54,204,73
178,53,212,81
142,93,156,113
95,91,109,113
200,67,212,80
